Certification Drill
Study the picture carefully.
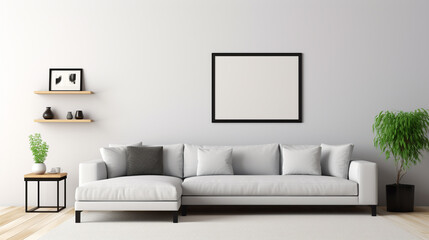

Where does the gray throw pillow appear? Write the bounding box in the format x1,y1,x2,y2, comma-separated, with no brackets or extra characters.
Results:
143,144,184,178
197,147,233,176
321,143,354,179
126,146,163,176
184,143,279,177
281,145,321,175
100,142,142,178
161,144,183,178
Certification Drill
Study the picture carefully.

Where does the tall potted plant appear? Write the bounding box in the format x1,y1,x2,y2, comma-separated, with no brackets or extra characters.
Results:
373,108,429,212
29,133,49,174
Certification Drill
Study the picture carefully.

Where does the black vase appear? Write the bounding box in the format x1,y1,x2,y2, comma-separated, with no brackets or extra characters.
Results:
66,112,73,120
75,110,84,119
386,184,415,212
43,107,54,119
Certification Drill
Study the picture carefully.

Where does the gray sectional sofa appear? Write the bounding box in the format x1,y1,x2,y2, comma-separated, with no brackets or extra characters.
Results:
75,143,378,223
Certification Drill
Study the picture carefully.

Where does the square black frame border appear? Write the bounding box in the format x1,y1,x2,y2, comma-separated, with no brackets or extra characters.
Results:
212,53,302,123
49,68,83,91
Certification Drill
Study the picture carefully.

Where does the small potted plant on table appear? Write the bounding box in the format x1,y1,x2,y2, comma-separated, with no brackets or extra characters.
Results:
29,133,49,174
373,108,429,212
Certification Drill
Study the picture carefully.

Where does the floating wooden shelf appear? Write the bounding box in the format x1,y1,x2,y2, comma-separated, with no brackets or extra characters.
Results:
34,91,93,95
34,119,93,123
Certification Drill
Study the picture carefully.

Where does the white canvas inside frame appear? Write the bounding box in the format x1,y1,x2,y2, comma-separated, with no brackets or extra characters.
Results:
50,70,82,90
214,56,300,120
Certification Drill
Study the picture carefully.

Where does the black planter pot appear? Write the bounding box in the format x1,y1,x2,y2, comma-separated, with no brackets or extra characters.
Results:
386,184,414,212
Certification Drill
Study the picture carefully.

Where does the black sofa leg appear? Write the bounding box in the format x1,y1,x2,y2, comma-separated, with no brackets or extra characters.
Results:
181,205,187,216
75,210,82,223
173,211,178,223
371,205,377,216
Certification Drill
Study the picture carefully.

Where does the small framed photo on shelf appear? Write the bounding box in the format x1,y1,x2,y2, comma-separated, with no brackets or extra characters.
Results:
49,68,83,91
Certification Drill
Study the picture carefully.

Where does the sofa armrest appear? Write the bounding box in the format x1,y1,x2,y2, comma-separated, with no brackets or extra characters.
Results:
348,160,378,205
79,159,107,186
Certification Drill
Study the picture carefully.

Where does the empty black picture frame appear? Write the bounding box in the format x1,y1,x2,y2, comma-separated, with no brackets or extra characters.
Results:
49,68,83,91
212,53,302,123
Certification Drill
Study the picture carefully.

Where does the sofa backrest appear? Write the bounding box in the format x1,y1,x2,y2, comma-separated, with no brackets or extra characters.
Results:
102,143,184,178
159,144,184,178
183,143,280,177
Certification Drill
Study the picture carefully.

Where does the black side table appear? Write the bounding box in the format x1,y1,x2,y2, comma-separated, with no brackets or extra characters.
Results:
24,172,67,213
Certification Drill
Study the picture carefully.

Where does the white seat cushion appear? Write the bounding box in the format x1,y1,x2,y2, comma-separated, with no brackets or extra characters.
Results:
182,175,357,196
75,175,182,201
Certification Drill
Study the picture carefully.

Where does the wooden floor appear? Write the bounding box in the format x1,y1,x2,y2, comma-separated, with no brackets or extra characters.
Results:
0,206,73,240
0,206,428,240
379,207,429,240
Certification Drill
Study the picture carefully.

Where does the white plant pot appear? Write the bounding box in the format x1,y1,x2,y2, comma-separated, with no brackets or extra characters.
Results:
32,163,46,174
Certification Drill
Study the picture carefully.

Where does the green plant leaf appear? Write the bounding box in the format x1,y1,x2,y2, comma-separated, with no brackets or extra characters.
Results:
373,108,429,184
28,133,49,163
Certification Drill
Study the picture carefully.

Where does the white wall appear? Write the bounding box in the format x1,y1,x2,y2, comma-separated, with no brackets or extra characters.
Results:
1,0,429,206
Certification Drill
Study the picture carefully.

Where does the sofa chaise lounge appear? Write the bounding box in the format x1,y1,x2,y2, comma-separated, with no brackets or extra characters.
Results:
75,143,378,223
